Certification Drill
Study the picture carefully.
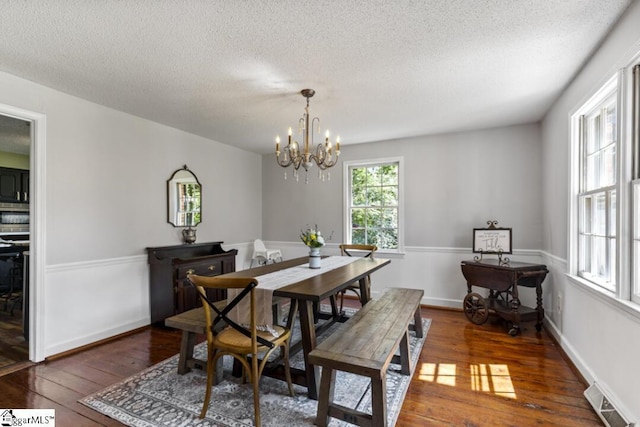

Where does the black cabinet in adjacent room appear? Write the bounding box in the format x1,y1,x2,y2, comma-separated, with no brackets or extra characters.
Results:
0,167,29,203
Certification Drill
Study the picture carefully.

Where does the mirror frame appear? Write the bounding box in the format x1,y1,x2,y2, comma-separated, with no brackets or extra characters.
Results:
167,165,202,227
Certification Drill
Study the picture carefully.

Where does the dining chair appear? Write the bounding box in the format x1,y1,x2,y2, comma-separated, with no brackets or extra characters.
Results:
187,274,295,425
250,239,283,267
338,244,378,312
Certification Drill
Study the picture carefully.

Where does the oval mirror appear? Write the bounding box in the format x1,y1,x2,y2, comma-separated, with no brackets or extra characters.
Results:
167,165,202,227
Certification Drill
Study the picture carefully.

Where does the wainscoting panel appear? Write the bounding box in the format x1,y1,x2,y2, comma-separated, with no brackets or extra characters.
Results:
44,255,150,357
267,242,543,309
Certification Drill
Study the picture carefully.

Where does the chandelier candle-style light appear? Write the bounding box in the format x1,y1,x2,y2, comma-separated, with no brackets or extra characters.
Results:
275,89,340,183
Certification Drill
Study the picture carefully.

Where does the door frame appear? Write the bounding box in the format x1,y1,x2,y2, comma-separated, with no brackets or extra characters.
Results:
0,103,46,362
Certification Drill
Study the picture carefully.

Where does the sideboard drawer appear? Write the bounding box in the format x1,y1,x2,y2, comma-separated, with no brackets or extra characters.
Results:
173,255,233,315
176,259,222,278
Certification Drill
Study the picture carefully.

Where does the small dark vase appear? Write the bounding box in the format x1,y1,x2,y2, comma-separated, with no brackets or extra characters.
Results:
182,227,197,244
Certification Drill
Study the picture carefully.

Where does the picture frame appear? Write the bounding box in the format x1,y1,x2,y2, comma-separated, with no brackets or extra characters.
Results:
472,226,512,254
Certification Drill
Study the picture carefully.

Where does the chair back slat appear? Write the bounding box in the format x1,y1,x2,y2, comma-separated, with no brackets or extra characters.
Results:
339,244,378,258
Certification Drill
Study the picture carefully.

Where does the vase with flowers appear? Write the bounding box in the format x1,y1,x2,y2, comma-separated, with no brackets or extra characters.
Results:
300,225,325,269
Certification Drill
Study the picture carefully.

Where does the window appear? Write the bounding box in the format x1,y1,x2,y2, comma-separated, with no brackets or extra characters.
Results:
571,60,640,306
577,90,618,291
344,158,403,251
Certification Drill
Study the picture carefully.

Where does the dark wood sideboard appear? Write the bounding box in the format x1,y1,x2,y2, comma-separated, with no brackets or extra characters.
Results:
146,241,238,323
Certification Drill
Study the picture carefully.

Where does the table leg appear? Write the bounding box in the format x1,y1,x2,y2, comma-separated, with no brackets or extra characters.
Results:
298,299,320,400
535,278,544,331
358,276,370,305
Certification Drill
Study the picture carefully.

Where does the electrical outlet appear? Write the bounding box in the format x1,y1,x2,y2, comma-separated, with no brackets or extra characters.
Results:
557,293,563,314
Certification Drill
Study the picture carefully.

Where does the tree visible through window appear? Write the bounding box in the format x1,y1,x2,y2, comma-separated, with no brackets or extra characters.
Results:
348,161,399,249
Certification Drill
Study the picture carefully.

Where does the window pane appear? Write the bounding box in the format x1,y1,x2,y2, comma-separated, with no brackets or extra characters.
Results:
609,237,616,287
381,185,398,206
352,184,366,206
352,229,366,244
378,228,398,249
586,153,598,190
578,234,590,273
588,112,601,152
381,164,398,185
352,168,366,187
365,167,378,186
605,103,616,145
349,161,400,249
380,208,398,228
367,208,382,228
601,145,616,187
609,190,616,237
351,208,365,228
592,236,607,278
594,193,606,235
367,187,383,206
579,196,591,234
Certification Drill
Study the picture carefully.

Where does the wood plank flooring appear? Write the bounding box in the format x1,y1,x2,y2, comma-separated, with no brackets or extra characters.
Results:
0,306,29,373
0,304,601,426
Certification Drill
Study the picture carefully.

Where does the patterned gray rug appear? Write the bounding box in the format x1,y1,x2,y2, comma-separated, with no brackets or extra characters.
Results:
80,316,430,427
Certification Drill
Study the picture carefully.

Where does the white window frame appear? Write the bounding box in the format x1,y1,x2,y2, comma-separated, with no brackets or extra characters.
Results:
569,55,640,310
631,62,640,304
576,91,619,291
343,157,404,254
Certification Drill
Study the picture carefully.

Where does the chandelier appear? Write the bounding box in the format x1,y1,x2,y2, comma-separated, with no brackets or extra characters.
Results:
275,89,340,183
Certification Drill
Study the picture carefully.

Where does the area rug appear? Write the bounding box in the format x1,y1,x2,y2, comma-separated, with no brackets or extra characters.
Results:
80,315,431,427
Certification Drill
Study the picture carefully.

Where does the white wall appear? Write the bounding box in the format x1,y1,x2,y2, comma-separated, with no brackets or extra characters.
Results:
262,123,544,307
0,70,262,358
541,0,640,420
263,123,543,249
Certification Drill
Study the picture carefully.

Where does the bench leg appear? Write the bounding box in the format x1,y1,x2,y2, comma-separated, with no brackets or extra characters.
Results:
177,330,195,375
371,372,388,427
316,367,336,427
413,306,423,338
399,330,410,375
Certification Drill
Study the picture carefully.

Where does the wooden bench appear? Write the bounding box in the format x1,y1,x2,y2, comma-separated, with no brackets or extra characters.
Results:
308,287,424,427
165,306,209,375
164,297,291,377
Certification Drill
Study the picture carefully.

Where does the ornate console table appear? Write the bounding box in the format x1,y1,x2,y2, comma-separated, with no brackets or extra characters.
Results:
460,259,548,335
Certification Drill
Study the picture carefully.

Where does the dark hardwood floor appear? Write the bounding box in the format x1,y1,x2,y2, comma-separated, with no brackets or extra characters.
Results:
0,305,30,374
0,302,601,426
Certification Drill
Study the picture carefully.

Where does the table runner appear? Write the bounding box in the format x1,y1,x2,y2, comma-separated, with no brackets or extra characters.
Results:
228,256,360,329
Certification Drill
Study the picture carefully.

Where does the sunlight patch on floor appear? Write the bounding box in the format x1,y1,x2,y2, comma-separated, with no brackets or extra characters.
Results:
471,363,516,398
417,362,517,399
418,363,456,386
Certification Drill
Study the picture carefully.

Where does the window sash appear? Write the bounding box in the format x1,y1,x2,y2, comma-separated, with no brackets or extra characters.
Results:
345,159,402,251
578,189,616,291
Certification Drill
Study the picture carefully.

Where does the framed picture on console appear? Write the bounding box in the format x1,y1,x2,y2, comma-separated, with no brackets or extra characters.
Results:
472,224,512,254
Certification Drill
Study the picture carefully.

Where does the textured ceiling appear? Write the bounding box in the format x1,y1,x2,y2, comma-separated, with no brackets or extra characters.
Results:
0,0,633,155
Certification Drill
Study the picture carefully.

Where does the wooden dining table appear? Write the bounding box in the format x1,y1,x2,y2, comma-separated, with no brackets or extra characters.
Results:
221,255,391,399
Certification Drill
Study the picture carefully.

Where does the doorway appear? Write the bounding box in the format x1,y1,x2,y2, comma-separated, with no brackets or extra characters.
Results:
0,103,45,367
0,113,31,373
